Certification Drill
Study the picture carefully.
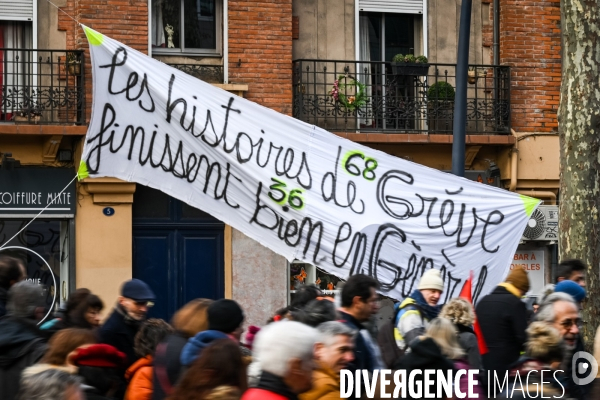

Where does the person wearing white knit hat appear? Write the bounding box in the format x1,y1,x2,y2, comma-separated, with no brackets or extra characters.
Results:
391,269,445,358
417,269,445,305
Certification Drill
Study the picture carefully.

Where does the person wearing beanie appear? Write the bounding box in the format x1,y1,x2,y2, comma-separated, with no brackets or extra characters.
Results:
99,279,156,370
207,299,245,340
245,326,261,350
554,280,586,305
476,267,530,377
71,344,127,400
505,266,531,294
393,269,445,361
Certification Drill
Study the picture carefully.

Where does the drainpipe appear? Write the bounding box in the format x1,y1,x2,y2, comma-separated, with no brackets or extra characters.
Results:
493,0,500,64
493,0,500,129
509,128,518,191
516,190,557,205
423,0,428,58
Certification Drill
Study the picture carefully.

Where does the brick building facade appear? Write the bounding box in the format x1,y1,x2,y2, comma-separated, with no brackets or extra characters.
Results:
0,0,563,325
500,0,561,133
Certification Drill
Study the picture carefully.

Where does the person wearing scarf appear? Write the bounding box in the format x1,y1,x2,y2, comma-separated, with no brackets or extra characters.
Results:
394,269,444,352
476,266,530,377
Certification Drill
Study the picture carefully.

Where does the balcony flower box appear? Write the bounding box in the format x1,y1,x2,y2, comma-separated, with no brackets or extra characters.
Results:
391,62,431,77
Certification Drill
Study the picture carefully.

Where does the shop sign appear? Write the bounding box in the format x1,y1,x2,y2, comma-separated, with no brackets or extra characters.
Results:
511,250,545,296
0,168,76,215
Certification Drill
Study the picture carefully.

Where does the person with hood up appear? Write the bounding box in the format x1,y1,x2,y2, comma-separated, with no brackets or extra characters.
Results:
0,281,49,400
180,299,245,367
395,269,445,352
476,266,530,376
125,318,173,400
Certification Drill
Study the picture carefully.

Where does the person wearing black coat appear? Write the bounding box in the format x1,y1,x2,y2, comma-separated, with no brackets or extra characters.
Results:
0,255,26,318
152,331,188,399
151,298,213,400
337,275,384,400
0,282,49,400
99,279,156,368
476,267,530,377
393,337,456,400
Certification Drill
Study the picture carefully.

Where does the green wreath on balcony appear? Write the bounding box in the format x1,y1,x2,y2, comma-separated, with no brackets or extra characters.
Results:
330,75,367,112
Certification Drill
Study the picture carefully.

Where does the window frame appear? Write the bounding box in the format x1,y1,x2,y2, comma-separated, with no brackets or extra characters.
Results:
151,0,223,57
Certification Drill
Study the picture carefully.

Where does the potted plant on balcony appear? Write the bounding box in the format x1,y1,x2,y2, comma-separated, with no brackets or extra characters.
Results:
13,107,42,123
330,74,367,113
427,81,455,133
391,54,430,76
66,51,81,76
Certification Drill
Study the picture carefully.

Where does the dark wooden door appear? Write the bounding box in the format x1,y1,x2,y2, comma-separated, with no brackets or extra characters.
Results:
132,185,224,321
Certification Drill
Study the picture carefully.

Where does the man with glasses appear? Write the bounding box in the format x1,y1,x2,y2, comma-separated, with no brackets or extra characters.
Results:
99,279,155,368
536,292,585,400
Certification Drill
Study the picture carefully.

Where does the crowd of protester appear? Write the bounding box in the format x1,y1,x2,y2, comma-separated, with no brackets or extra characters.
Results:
0,253,600,400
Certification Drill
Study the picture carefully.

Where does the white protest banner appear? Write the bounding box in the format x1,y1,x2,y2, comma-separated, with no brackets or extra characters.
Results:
79,26,540,302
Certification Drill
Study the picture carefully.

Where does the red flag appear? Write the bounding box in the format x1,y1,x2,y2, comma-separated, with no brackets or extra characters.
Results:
459,271,473,300
459,271,488,354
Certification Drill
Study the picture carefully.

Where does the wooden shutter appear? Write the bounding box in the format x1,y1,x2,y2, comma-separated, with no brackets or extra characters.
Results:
358,0,423,14
0,0,34,21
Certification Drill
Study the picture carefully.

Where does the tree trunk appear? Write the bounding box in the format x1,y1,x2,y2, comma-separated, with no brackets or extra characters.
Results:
559,0,600,351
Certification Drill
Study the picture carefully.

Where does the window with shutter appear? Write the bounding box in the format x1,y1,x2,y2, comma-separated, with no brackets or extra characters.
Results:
0,0,34,21
358,0,423,14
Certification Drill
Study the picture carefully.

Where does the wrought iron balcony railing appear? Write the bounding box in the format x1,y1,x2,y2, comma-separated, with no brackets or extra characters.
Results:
166,63,223,84
0,49,85,125
293,59,511,134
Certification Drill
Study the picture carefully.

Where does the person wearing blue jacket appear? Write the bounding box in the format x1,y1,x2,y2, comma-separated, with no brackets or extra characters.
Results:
180,299,245,367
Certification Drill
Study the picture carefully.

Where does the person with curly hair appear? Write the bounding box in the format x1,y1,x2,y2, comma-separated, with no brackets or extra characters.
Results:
439,297,482,369
125,319,174,400
501,322,565,399
168,339,247,400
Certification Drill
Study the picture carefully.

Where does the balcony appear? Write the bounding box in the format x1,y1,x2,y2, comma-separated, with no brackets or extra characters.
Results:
166,63,223,84
0,49,85,125
293,59,511,136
